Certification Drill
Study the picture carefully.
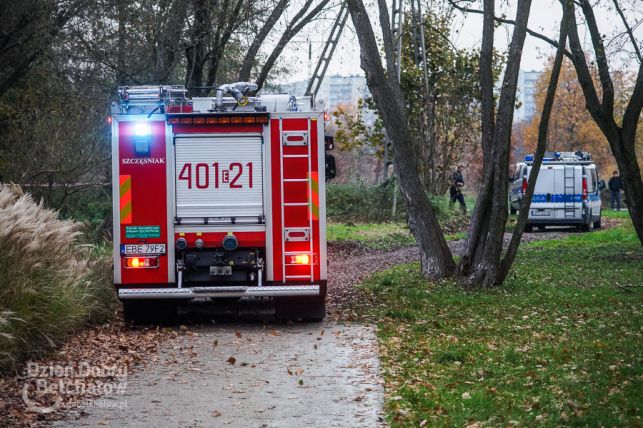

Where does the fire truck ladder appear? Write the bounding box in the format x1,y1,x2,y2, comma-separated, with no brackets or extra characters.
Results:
563,165,576,218
281,129,315,282
305,2,349,98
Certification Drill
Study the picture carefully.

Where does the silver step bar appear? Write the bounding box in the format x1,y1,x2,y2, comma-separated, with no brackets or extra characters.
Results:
118,285,320,300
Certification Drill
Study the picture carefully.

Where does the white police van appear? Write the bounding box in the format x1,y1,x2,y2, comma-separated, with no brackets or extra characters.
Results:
509,152,604,232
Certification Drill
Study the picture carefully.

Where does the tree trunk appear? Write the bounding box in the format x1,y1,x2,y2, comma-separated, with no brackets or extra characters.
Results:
346,0,455,279
497,12,568,284
562,0,643,244
457,0,532,287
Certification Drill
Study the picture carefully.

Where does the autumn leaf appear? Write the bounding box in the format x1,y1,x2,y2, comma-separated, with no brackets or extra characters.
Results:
226,356,236,365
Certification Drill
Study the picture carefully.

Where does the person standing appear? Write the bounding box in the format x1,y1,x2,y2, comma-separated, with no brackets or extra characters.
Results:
449,165,467,213
608,170,622,210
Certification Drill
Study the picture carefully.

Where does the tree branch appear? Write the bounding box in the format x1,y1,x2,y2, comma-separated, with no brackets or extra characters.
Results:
447,0,574,60
611,0,642,63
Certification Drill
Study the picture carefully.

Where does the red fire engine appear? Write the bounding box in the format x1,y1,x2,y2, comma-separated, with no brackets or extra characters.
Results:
111,83,334,321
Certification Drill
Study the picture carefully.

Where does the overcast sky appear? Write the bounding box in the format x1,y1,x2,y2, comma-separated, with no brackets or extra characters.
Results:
274,0,642,83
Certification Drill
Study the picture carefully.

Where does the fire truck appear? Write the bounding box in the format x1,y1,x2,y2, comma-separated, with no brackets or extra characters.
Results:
110,83,334,321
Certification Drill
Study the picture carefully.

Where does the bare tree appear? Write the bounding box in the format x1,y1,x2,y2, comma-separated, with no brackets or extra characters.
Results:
450,0,643,244
498,10,569,284
346,0,455,279
456,0,533,286
563,0,643,243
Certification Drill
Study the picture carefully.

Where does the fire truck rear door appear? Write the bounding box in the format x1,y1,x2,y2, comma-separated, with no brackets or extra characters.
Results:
174,134,263,222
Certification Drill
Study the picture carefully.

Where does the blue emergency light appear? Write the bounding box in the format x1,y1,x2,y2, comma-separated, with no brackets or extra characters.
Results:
133,122,151,156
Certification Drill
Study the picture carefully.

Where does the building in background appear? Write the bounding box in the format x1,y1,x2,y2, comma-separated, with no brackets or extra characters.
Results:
277,74,369,111
514,70,543,123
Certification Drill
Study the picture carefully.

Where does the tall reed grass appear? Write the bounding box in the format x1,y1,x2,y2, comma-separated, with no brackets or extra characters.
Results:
0,185,115,372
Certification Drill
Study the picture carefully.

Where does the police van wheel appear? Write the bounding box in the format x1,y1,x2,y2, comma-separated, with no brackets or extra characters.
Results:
510,207,517,215
580,222,591,232
525,224,533,233
593,218,601,229
275,296,325,322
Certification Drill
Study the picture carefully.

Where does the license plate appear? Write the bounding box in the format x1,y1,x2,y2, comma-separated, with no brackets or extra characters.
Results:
121,244,166,255
531,209,551,216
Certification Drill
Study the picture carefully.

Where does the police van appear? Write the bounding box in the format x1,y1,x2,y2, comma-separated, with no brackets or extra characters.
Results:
509,151,604,232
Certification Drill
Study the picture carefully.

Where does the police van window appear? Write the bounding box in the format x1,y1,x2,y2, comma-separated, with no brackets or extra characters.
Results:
591,169,597,191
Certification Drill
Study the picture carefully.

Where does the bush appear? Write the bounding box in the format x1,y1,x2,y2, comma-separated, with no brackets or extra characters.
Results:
327,181,469,232
0,185,116,372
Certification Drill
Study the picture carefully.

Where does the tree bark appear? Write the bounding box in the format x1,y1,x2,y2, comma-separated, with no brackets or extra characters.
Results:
497,12,568,284
238,0,289,82
457,0,532,286
563,0,643,244
346,0,455,279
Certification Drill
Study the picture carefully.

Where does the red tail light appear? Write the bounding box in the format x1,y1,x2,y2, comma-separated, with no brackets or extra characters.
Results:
124,256,159,269
288,254,310,265
522,177,527,193
582,177,588,200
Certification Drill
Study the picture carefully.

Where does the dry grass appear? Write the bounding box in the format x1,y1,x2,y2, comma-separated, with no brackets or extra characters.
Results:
0,185,115,372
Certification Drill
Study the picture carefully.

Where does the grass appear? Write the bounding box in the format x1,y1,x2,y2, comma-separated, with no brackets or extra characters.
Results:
0,185,116,372
361,220,642,427
327,223,467,249
328,222,415,248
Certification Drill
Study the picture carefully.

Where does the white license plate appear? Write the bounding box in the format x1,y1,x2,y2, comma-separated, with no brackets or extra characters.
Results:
531,209,551,216
121,244,166,255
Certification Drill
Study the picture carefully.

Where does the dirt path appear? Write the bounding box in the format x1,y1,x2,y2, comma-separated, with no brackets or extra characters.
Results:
58,323,384,428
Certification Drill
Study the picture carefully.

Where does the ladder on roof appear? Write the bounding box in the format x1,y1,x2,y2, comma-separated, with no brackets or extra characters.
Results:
563,165,576,218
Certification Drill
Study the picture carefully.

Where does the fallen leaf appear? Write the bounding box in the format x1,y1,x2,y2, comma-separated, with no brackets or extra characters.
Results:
212,410,222,417
235,331,242,338
226,356,236,365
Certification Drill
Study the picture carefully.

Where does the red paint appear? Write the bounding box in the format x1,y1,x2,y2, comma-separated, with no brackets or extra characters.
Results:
270,119,283,281
310,119,321,281
118,120,168,285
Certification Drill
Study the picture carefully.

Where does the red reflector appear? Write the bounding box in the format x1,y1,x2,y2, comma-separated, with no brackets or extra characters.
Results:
230,116,243,124
124,256,159,269
168,117,180,124
582,177,588,200
287,135,305,142
193,117,205,124
219,117,231,124
255,116,268,124
206,117,218,124
180,117,193,124
242,116,255,124
522,178,527,193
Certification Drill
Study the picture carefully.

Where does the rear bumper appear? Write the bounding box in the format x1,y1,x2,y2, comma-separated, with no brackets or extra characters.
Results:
118,285,320,300
527,218,584,225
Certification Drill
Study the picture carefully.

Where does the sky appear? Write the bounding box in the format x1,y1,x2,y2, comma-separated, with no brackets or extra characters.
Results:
275,0,642,84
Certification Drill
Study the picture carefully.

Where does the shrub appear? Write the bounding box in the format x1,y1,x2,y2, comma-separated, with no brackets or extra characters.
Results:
326,181,469,231
0,185,116,372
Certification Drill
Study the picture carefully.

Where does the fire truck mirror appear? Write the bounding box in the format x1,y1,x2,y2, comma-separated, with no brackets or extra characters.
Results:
325,154,336,180
324,135,334,151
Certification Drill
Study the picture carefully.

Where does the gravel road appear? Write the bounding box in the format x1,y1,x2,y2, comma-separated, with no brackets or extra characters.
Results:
55,224,596,427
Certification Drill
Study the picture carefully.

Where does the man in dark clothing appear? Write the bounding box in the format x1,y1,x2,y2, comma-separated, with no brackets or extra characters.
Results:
608,171,622,210
449,165,467,213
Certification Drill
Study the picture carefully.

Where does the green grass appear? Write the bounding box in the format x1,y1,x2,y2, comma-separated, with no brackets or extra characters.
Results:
327,222,466,249
602,209,632,219
361,221,642,427
328,222,415,248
